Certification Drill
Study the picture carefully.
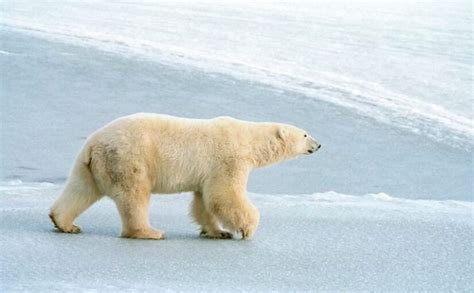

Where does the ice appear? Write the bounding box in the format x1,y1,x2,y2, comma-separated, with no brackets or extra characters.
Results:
0,181,472,291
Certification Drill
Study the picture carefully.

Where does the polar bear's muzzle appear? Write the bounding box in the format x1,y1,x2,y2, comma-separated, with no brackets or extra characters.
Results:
306,137,321,154
307,144,321,154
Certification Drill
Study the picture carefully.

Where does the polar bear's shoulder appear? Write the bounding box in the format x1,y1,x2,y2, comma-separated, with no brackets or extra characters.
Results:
212,116,252,126
213,115,235,120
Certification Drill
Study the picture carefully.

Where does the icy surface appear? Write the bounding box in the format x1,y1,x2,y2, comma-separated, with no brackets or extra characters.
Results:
0,181,472,291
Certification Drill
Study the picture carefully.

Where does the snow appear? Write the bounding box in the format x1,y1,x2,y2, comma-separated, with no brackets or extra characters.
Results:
0,181,472,291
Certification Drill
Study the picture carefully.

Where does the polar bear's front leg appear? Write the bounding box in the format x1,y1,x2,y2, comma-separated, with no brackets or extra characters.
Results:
203,178,260,240
208,193,259,240
190,192,233,239
113,190,165,240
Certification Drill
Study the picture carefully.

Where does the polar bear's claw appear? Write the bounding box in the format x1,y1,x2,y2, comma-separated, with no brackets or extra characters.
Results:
218,231,233,239
240,228,255,240
49,213,59,229
66,225,82,234
200,230,233,239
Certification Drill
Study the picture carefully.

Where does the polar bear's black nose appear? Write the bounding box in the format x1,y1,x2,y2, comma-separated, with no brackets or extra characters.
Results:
317,144,321,150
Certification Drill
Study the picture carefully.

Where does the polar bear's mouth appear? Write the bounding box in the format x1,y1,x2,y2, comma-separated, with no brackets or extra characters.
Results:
307,144,321,154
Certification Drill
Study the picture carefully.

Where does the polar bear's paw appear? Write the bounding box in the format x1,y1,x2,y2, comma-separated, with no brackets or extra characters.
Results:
237,206,260,240
240,227,254,240
122,228,165,240
65,225,82,234
200,229,233,239
231,205,260,240
55,224,81,234
49,213,82,234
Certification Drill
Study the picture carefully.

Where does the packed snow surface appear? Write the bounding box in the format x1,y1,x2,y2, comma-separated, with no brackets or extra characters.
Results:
0,181,472,291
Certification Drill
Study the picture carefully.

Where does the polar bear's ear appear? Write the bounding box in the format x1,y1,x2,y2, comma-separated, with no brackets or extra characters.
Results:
277,126,288,140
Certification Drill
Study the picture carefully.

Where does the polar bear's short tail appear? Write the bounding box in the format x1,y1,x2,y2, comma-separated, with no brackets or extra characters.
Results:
49,143,102,233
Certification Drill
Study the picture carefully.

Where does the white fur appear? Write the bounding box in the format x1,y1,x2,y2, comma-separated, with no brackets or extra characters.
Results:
49,113,320,240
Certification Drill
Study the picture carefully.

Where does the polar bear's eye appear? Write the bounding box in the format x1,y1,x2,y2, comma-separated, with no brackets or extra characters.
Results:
304,134,307,137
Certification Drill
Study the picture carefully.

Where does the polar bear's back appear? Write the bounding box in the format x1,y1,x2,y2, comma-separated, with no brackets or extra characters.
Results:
85,113,250,194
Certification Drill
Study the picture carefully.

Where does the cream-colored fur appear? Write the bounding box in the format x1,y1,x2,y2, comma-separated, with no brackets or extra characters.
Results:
49,113,320,240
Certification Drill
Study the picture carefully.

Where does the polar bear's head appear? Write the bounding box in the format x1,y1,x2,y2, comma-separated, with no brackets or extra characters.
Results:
277,124,321,156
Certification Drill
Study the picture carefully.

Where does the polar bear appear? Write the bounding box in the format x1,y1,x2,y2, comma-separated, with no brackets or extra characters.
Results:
49,113,321,240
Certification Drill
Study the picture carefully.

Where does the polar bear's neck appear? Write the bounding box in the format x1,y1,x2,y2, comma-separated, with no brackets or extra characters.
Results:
248,124,292,168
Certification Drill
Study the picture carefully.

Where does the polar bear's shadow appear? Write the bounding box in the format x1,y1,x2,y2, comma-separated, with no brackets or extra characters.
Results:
47,223,235,241
61,230,237,241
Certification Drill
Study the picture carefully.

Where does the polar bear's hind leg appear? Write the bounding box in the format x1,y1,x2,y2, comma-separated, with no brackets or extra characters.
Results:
113,188,165,240
49,154,103,233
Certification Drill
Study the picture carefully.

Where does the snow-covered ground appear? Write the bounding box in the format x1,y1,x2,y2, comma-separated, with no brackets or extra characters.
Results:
1,181,472,291
0,0,473,291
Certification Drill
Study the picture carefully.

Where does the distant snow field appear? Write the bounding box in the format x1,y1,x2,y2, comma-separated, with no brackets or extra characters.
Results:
1,0,473,150
0,181,472,291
